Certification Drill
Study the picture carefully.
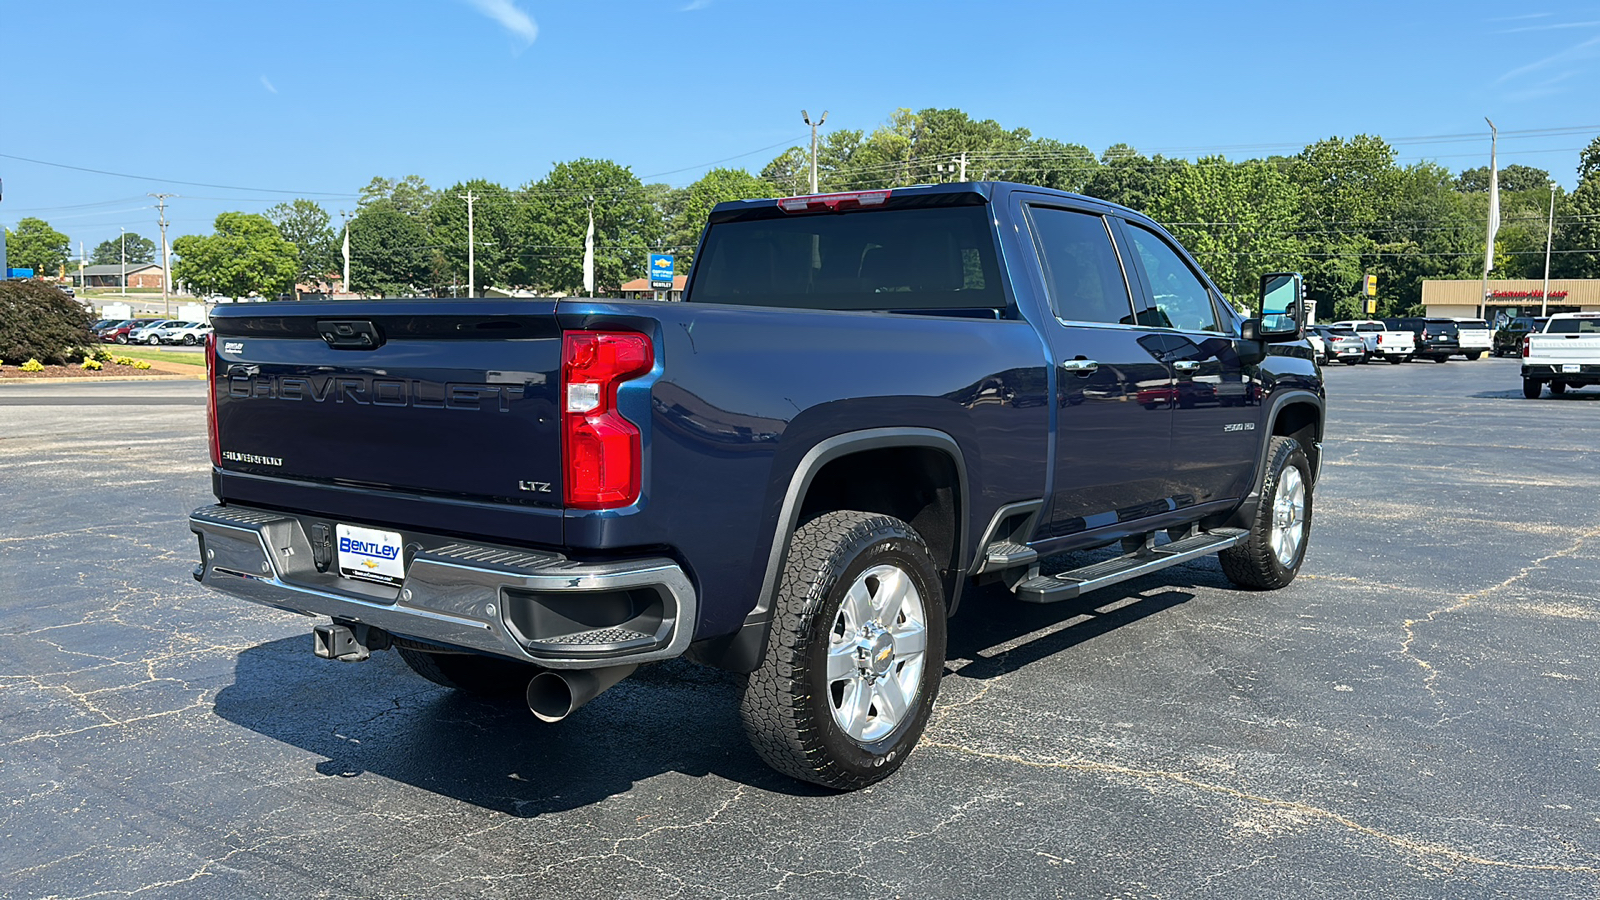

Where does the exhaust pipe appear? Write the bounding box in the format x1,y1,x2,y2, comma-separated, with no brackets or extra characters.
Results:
526,664,637,723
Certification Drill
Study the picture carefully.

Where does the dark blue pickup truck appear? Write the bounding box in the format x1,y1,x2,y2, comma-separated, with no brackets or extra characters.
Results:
190,182,1324,790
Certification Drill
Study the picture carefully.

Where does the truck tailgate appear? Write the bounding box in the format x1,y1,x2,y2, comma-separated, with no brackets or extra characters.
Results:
1527,333,1600,364
211,301,565,526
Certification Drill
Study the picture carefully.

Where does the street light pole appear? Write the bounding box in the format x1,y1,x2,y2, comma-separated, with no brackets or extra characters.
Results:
802,109,828,194
149,193,174,316
1541,182,1556,317
120,227,126,298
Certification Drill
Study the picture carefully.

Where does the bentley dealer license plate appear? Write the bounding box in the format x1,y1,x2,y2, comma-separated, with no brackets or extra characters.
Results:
336,524,406,586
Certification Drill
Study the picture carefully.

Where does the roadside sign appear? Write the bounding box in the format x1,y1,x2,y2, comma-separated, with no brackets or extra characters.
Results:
1366,298,1378,314
649,253,674,290
6,268,35,279
1364,274,1377,296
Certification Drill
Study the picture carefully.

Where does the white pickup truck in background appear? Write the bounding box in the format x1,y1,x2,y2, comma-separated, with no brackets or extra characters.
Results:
1522,312,1600,398
1451,318,1492,360
1330,319,1416,364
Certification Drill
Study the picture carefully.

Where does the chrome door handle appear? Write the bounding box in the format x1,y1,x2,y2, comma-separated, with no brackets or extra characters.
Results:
1172,360,1201,374
1061,359,1099,376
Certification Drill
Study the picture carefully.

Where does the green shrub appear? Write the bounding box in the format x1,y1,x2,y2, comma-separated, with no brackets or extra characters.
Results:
21,358,46,372
91,346,113,362
0,281,95,365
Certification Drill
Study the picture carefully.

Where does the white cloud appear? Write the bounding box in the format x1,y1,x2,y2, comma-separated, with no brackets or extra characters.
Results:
461,0,539,44
260,75,277,94
1495,33,1600,84
680,0,713,10
1500,19,1600,33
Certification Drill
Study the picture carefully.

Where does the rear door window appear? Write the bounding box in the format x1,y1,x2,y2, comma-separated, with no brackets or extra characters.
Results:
1023,206,1134,326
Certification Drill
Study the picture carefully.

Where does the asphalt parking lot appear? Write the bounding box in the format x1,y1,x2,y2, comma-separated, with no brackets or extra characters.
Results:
3,357,1599,899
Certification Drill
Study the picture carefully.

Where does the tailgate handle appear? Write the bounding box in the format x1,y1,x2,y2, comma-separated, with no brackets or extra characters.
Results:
317,320,384,350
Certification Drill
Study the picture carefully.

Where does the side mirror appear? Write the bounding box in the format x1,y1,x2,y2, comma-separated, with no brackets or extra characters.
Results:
1250,272,1305,343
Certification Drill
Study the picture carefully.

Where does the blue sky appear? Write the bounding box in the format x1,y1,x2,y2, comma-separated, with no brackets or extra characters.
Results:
4,0,1600,253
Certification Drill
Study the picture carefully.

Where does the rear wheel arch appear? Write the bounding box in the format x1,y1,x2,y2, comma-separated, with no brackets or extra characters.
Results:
699,429,969,673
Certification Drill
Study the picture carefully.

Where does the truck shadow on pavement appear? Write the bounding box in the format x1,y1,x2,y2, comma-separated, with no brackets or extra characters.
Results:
211,559,1227,814
945,558,1230,681
213,639,826,816
1472,388,1600,401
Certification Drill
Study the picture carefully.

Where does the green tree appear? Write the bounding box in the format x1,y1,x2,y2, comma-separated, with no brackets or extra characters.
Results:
1082,144,1183,213
172,213,299,299
514,159,662,293
4,218,70,277
358,175,435,219
1554,136,1600,279
1456,163,1551,194
1150,157,1303,309
427,180,518,294
91,232,156,266
1283,135,1401,319
664,168,771,269
1372,162,1479,314
265,200,338,293
347,200,431,296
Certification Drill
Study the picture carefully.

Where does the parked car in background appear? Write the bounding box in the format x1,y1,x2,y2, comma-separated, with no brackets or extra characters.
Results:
1450,318,1491,360
1305,327,1327,364
57,284,76,298
1385,317,1459,363
128,320,177,345
99,319,159,344
1494,317,1546,357
1522,312,1600,398
1310,325,1366,364
1329,319,1415,364
155,321,213,345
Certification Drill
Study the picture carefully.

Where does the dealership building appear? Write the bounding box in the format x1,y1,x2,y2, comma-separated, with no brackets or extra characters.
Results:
1423,278,1600,322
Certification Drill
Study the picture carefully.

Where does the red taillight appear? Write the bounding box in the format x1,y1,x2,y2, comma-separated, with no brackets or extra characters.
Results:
776,189,891,212
1522,335,1531,358
205,331,220,467
561,331,653,509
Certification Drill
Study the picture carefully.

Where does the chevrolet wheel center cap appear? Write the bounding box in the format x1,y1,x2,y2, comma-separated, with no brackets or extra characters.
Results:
868,630,895,675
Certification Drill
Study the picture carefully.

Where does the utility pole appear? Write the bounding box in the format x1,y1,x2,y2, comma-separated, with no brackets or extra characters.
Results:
78,241,85,299
1477,117,1497,321
802,109,828,194
149,193,174,316
936,151,969,183
462,190,477,297
1541,182,1556,317
120,227,127,299
339,211,352,294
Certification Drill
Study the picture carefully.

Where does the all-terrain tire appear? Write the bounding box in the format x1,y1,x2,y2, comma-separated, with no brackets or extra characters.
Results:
1551,381,1567,395
1220,436,1313,591
1523,379,1542,399
395,645,538,697
740,510,947,791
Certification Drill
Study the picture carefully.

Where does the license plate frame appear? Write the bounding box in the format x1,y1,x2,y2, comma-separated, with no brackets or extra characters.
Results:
336,524,406,586
1562,363,1581,373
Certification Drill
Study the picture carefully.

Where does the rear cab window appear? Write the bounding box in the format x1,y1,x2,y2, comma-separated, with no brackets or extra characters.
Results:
687,204,1004,312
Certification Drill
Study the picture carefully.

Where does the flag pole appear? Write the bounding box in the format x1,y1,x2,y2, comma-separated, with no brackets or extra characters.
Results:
1477,117,1498,321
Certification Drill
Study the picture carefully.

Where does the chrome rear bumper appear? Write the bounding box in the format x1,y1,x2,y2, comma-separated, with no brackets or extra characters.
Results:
189,504,696,669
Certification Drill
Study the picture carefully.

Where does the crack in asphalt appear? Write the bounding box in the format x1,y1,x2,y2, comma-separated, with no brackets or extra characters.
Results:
1397,524,1600,700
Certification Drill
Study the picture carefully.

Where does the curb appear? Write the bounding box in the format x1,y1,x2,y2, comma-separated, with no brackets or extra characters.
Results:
0,373,204,385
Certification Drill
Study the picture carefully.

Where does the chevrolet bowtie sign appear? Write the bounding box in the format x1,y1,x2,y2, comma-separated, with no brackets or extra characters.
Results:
649,253,675,291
